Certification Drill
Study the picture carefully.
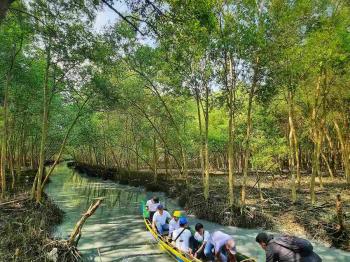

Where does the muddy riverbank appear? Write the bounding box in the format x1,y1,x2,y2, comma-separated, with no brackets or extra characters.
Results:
0,170,75,261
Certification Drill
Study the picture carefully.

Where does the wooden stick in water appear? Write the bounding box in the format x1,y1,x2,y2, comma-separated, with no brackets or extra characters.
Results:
69,198,103,246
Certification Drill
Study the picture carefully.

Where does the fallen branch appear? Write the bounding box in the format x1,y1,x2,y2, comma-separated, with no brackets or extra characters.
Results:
68,198,103,246
0,197,29,207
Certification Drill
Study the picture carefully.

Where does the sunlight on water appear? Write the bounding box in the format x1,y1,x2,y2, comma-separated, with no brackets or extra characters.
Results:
45,164,350,262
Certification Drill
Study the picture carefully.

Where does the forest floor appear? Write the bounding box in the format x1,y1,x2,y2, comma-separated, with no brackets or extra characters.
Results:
231,174,350,251
0,170,78,261
70,162,350,252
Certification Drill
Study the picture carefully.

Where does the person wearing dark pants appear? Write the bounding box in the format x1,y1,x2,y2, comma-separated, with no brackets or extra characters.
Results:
190,223,210,259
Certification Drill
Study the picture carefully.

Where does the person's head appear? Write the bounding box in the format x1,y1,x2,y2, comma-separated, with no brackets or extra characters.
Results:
179,217,188,227
255,232,272,250
157,204,164,214
224,239,236,257
153,196,159,203
173,210,182,221
195,223,204,235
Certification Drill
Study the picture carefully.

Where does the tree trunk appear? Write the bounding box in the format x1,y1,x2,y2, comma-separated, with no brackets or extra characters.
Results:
336,194,344,231
334,120,350,184
1,40,21,198
34,46,51,203
310,76,321,205
241,85,254,205
0,72,9,198
241,55,259,205
181,146,188,179
321,151,334,178
165,149,169,175
203,84,210,200
153,135,158,182
288,90,297,203
195,88,205,182
40,98,89,190
226,54,235,206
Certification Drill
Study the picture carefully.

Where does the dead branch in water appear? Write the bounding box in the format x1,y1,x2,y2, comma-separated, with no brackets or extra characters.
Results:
69,198,103,246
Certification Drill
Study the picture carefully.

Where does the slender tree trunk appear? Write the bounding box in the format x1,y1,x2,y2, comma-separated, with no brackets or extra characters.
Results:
310,76,321,205
34,46,51,203
0,72,9,198
288,90,297,203
180,146,188,179
257,170,263,201
241,56,259,205
241,86,254,205
165,149,169,175
153,135,157,182
293,126,301,187
226,54,235,206
203,84,210,200
195,88,205,182
1,40,21,198
40,98,89,190
324,129,337,177
334,120,350,184
321,151,334,178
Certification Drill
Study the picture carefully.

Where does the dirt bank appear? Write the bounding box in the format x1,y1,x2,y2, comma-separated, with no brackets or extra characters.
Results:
68,161,349,252
0,169,77,261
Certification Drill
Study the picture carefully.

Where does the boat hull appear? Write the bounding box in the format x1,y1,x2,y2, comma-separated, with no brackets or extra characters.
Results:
141,202,256,262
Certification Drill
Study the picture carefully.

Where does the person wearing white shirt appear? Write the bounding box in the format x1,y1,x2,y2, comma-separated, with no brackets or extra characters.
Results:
172,217,193,255
193,223,210,259
152,204,171,234
169,211,181,237
204,231,237,262
146,196,160,221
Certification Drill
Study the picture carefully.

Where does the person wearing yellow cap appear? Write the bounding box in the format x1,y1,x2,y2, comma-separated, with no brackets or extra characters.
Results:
169,210,182,237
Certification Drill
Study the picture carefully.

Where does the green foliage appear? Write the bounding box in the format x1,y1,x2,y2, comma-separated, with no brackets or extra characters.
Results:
0,0,349,183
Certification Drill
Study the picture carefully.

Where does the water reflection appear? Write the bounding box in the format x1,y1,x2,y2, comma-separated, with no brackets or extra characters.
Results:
46,164,350,262
46,165,171,262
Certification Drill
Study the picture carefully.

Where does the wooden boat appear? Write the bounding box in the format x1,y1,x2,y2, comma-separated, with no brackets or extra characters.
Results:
141,202,256,262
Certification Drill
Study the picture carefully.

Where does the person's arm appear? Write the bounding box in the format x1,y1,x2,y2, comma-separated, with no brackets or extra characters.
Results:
152,214,157,231
167,212,171,221
196,232,210,256
265,244,276,262
196,241,207,253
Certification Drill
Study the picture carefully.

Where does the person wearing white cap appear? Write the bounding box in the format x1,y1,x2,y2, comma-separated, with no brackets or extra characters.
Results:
152,204,171,234
204,231,237,262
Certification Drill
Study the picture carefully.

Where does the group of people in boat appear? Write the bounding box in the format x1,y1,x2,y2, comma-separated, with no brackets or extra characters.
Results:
146,196,322,262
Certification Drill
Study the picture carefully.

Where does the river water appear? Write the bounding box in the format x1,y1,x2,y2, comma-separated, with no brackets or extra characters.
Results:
45,164,350,261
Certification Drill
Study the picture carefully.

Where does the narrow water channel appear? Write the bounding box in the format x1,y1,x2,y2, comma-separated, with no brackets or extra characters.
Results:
45,164,350,261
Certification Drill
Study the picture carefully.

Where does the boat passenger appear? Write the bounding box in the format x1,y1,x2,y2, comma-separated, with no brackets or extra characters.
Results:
204,230,237,262
255,232,322,262
169,210,182,237
152,204,171,235
192,223,210,259
172,217,193,255
146,196,160,221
